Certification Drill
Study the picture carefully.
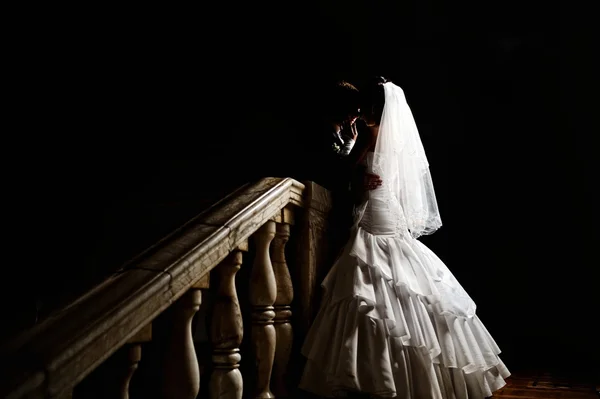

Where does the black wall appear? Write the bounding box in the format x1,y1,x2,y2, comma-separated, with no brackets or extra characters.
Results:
4,1,598,375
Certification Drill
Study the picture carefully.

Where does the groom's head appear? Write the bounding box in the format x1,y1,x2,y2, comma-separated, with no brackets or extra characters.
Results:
323,80,361,126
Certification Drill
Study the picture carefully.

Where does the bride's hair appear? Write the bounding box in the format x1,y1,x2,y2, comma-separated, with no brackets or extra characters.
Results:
360,76,389,125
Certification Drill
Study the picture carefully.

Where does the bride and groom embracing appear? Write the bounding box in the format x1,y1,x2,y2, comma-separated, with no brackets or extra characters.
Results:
301,76,509,399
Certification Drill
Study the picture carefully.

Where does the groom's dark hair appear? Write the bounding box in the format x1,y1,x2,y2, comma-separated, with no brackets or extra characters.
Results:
322,80,361,123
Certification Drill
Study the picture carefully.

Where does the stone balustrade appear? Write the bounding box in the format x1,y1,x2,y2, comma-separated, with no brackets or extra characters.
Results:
0,177,333,399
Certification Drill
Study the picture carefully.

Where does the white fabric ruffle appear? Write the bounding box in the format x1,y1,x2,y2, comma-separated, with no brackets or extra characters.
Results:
300,227,510,398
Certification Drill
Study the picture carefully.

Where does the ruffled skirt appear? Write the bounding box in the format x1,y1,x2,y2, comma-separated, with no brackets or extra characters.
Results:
300,227,510,399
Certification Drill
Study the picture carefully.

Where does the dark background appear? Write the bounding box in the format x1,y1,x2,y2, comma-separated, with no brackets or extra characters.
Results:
4,0,598,379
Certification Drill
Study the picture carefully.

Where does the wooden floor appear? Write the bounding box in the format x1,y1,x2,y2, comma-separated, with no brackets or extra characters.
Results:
492,371,599,398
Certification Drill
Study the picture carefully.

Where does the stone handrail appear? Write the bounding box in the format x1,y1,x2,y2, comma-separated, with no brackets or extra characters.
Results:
0,177,328,399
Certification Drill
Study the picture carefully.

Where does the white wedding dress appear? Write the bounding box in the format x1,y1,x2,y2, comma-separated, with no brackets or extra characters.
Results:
299,153,510,399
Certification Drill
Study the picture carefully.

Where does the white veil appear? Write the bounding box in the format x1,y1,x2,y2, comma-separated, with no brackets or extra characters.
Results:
371,82,442,238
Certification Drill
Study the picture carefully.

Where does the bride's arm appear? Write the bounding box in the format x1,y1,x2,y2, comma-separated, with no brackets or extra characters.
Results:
337,120,359,156
344,122,377,169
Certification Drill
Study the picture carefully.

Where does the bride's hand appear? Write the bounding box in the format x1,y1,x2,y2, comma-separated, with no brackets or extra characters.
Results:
341,120,359,141
364,172,382,191
347,117,359,140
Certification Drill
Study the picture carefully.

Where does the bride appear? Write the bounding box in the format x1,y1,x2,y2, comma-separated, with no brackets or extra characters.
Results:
299,77,510,399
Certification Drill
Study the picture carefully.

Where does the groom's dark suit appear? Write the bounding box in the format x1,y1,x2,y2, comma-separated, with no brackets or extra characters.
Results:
306,119,356,192
301,118,365,264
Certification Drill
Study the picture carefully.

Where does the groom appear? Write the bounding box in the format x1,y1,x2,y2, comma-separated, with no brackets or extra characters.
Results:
313,80,382,194
310,80,383,259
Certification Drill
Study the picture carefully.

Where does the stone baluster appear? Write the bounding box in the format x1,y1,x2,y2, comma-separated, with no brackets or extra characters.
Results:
295,182,332,335
117,324,152,399
210,243,247,399
249,221,277,399
73,323,152,399
271,207,294,397
163,273,210,399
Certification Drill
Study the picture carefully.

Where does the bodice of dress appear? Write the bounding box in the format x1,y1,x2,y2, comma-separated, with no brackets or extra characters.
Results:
356,153,410,237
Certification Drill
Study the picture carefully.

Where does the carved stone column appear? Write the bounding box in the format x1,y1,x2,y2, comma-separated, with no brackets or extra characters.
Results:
249,221,277,399
119,345,141,399
163,274,209,399
271,207,294,397
210,244,247,399
296,182,333,334
117,324,152,399
74,323,152,399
